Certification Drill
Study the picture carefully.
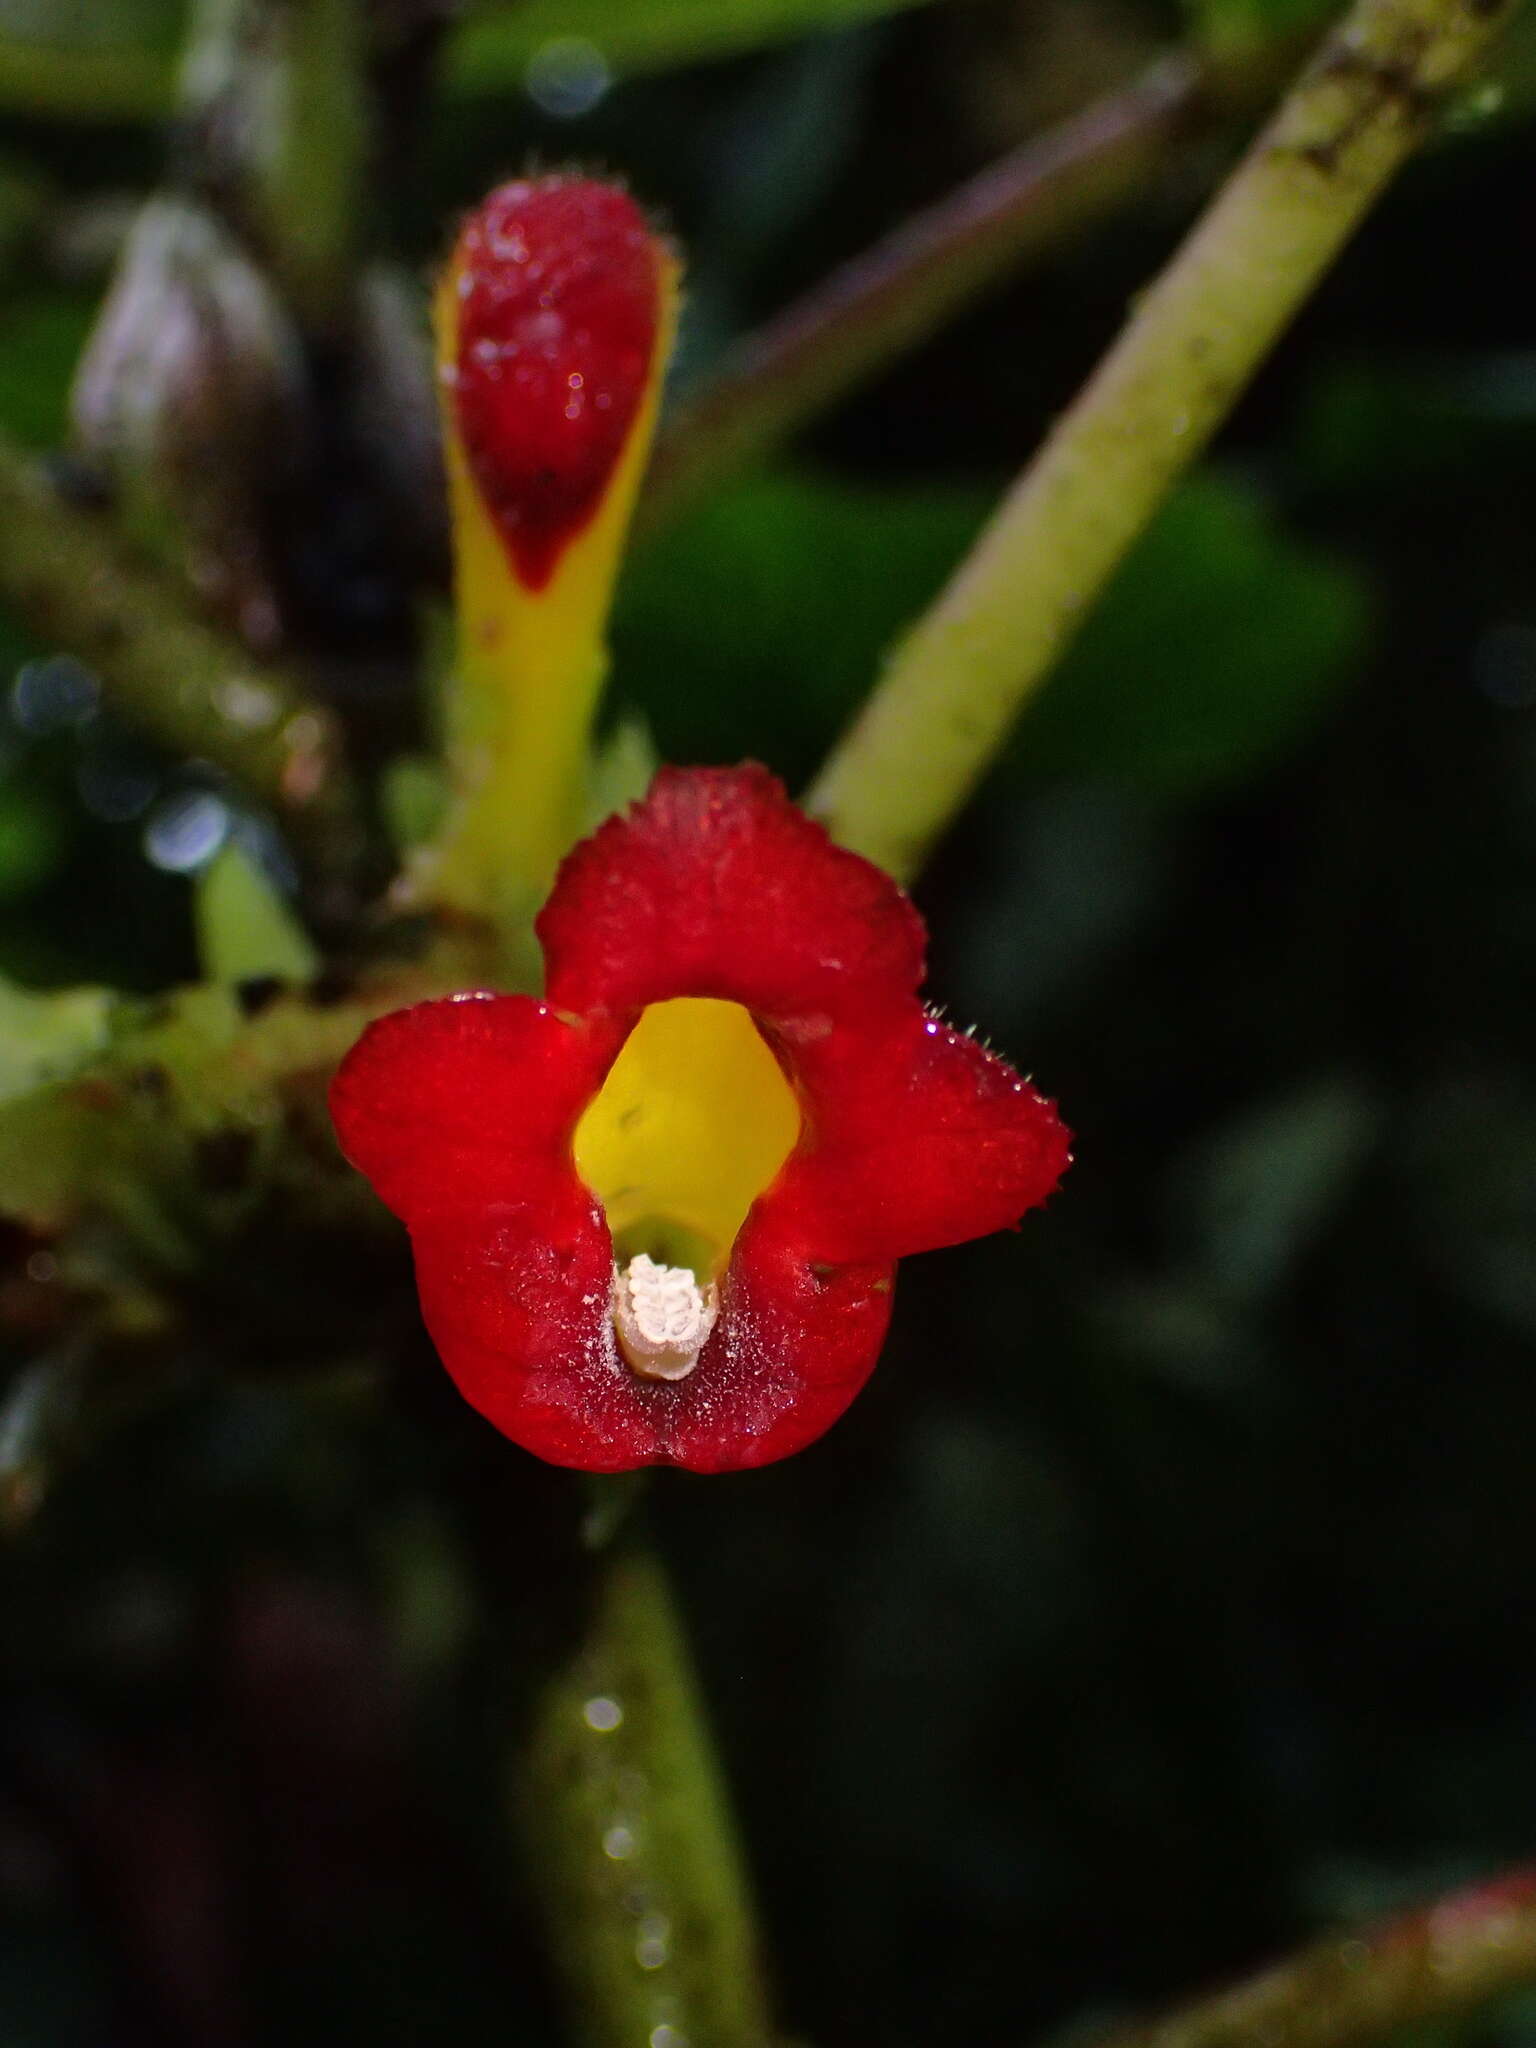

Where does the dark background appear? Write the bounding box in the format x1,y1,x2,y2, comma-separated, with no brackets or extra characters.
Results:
6,1,1536,2042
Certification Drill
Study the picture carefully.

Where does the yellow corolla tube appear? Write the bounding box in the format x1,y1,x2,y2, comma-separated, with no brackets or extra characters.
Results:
574,999,801,1276
412,175,680,930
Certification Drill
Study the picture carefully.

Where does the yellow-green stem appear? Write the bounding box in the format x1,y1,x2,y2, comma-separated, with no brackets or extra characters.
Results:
0,436,359,879
640,54,1206,540
807,0,1522,882
518,1530,774,2048
1084,1866,1536,2048
179,0,369,335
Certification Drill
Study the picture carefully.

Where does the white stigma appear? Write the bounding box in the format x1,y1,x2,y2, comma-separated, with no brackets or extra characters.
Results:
612,1253,718,1382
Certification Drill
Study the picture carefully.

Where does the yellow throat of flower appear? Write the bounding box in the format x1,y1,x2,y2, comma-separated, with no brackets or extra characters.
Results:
572,998,800,1380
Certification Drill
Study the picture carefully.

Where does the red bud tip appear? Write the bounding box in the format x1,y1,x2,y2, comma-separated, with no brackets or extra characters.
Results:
447,176,664,591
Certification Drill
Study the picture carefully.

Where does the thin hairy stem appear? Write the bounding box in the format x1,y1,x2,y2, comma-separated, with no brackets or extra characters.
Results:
807,0,1523,880
1086,1866,1536,2048
0,437,360,876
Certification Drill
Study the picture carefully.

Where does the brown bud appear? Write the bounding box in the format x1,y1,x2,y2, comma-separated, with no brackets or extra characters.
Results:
69,195,306,647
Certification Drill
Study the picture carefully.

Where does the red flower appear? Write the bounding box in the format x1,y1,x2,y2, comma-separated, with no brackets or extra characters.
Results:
331,767,1069,1472
446,177,668,591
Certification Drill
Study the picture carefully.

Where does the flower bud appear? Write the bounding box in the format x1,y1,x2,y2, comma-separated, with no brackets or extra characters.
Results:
69,195,305,645
416,175,680,920
441,176,674,590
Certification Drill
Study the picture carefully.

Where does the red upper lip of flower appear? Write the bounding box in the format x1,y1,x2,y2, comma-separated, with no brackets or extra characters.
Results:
448,177,664,591
330,766,1070,1473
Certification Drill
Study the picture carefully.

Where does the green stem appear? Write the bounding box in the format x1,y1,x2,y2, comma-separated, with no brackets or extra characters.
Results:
1083,1865,1536,2048
806,0,1523,881
179,0,369,335
0,976,426,1238
640,53,1206,538
0,35,175,122
519,1525,775,2048
446,0,950,84
0,435,360,876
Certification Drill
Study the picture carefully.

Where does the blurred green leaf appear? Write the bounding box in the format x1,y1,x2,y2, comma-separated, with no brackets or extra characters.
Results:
615,468,989,781
0,150,44,276
1183,0,1332,55
1298,354,1536,491
0,979,372,1234
0,976,114,1229
0,289,97,448
0,974,111,1102
1016,468,1371,791
0,1086,94,1234
194,842,318,987
445,0,942,88
0,0,180,44
584,714,660,829
0,0,181,120
1171,1077,1381,1307
616,467,1368,795
1402,1077,1536,1342
0,781,66,902
380,753,448,853
3,0,937,117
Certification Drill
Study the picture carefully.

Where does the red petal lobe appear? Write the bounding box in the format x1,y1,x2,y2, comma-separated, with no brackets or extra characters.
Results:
539,764,925,1026
783,1014,1071,1264
411,1204,895,1473
328,993,609,1222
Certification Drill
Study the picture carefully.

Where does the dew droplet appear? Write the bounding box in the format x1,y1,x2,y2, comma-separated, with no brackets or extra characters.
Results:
11,654,100,734
143,790,229,872
635,1912,670,1970
525,37,612,119
77,752,157,823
